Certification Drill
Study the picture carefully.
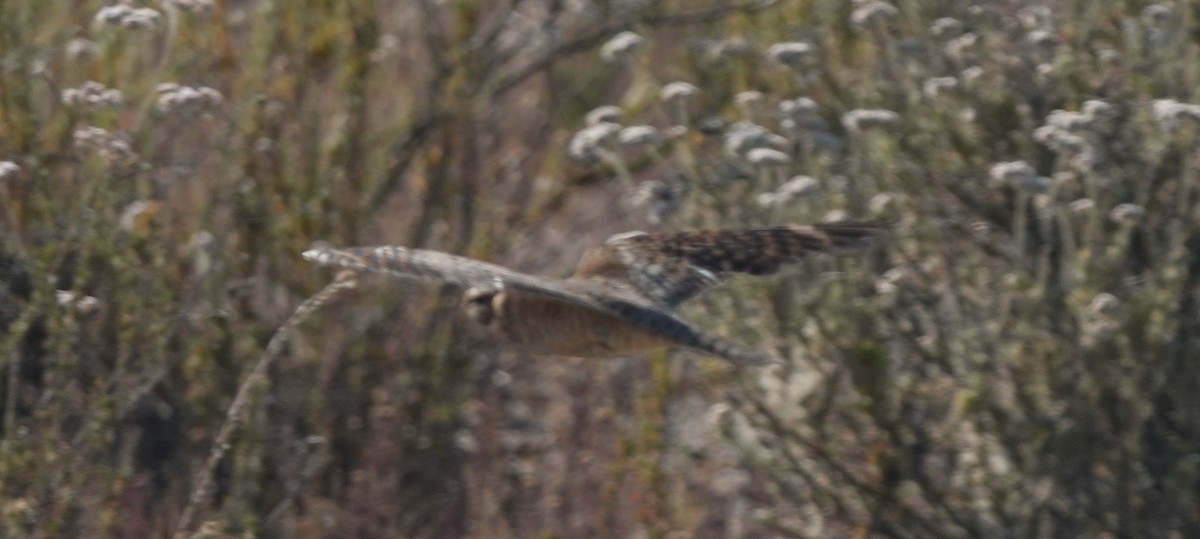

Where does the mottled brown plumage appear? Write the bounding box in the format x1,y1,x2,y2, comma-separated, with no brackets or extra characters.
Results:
303,222,884,366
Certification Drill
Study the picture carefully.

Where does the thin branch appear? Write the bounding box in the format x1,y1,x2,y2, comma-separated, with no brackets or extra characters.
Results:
173,272,358,538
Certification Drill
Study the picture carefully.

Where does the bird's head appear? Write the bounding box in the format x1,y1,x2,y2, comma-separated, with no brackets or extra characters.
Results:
462,287,502,327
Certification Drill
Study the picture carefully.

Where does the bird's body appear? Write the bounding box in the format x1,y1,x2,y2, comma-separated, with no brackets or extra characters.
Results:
477,287,676,357
303,222,885,366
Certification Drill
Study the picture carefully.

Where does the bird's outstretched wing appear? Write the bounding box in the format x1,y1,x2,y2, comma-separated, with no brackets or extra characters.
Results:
572,222,885,308
303,245,625,316
302,245,779,366
304,245,539,291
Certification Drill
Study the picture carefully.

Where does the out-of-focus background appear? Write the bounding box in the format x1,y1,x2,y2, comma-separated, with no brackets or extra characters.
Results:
3,0,1200,537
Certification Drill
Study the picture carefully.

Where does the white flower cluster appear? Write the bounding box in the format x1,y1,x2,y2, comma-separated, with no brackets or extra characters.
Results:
922,76,958,99
766,42,817,70
660,82,698,103
1151,99,1200,132
1032,125,1088,156
155,83,223,117
585,105,622,126
617,125,663,151
929,17,963,37
842,109,900,132
777,97,819,130
65,38,101,61
756,175,820,207
1109,203,1145,225
0,161,20,182
851,1,899,30
1081,292,1124,346
566,122,620,164
1048,100,1116,133
56,291,101,314
943,32,978,61
62,81,124,111
778,97,842,151
989,161,1052,193
1031,101,1116,171
747,147,790,167
600,31,644,62
73,126,138,164
94,5,162,29
723,121,788,158
567,117,668,164
660,82,699,126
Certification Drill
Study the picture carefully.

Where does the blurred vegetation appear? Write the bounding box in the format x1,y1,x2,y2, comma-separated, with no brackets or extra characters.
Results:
3,0,1200,537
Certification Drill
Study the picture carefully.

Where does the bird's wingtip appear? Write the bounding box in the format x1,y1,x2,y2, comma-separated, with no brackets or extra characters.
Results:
301,248,324,262
302,242,335,263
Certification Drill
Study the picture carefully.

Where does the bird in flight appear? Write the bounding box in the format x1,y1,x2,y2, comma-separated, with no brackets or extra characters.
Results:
303,222,884,366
